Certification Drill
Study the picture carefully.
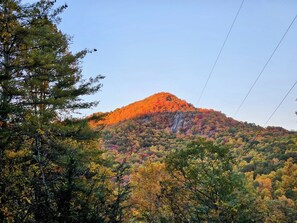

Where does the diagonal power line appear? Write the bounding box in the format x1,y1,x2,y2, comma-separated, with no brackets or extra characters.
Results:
264,80,297,127
233,13,297,117
198,0,245,105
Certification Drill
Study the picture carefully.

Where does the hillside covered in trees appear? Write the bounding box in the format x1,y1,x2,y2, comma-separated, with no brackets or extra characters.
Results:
91,92,297,222
1,0,296,222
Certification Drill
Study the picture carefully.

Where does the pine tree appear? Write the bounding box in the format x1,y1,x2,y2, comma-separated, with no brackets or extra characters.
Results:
0,1,109,222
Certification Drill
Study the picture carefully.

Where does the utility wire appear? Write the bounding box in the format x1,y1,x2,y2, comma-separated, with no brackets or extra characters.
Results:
239,81,297,156
235,79,296,158
238,80,297,152
264,80,297,127
198,0,245,105
233,13,297,117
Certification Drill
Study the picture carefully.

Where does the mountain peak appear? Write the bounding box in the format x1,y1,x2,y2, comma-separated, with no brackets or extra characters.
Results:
148,92,177,99
91,92,197,125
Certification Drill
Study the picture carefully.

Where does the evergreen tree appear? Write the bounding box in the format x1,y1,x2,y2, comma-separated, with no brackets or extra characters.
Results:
0,1,113,222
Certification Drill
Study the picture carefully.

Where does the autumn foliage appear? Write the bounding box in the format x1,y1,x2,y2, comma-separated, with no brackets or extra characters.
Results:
2,0,296,221
90,92,197,127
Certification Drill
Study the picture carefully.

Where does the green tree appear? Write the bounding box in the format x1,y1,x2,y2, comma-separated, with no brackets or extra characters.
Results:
0,1,112,222
162,139,264,222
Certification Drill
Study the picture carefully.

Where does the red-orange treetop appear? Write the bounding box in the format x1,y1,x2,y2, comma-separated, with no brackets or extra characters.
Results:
90,92,197,126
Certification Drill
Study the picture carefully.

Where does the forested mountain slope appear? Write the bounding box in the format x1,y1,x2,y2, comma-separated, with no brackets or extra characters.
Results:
91,92,295,166
89,92,297,222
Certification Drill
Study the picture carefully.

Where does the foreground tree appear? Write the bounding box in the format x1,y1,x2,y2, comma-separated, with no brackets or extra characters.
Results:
129,161,173,222
0,1,125,222
162,139,264,222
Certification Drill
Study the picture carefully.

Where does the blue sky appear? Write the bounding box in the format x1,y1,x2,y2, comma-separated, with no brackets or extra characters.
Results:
25,0,297,130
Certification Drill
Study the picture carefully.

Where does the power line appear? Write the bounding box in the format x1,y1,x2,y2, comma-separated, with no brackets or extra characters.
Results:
233,13,297,117
264,80,297,127
197,0,245,105
235,80,296,159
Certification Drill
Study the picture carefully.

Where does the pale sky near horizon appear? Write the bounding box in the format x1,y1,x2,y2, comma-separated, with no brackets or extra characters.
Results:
24,0,297,130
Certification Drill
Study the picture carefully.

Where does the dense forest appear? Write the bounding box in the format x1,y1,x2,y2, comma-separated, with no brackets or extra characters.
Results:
0,1,296,222
92,92,297,222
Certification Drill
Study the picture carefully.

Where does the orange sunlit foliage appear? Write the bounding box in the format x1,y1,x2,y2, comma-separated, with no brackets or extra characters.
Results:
90,92,197,126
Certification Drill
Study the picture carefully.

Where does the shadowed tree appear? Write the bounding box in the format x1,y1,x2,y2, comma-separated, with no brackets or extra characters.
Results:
0,1,114,222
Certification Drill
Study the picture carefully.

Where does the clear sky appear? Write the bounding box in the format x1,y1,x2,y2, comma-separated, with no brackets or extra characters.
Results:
25,0,297,130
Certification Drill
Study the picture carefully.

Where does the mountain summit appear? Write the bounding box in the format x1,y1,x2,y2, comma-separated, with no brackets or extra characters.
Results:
92,92,196,125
